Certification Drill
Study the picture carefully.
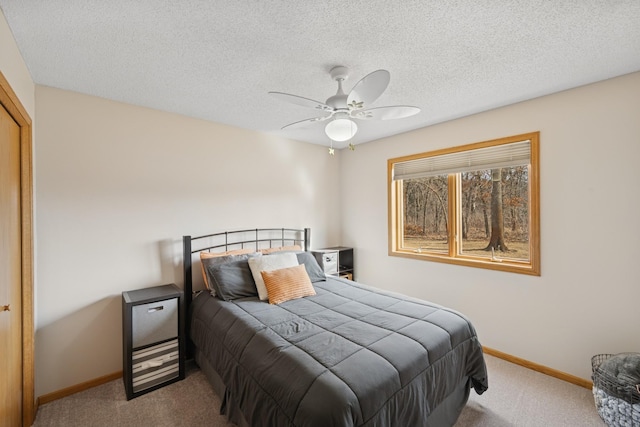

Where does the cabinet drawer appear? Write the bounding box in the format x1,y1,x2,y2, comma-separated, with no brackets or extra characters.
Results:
317,251,338,274
132,339,180,393
132,298,178,348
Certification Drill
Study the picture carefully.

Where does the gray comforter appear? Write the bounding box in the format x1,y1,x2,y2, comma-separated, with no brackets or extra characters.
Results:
190,276,488,427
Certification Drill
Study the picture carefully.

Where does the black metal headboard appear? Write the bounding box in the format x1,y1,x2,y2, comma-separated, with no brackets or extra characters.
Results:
182,227,310,309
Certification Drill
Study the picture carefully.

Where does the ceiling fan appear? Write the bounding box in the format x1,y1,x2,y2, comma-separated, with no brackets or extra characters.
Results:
269,66,420,146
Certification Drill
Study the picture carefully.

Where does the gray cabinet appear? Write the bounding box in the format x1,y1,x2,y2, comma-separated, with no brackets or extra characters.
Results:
312,247,354,280
122,284,185,400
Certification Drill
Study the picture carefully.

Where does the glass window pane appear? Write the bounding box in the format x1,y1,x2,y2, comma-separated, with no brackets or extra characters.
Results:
459,166,529,261
401,175,449,253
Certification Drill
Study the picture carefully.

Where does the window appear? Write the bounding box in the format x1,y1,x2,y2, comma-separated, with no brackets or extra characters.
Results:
388,132,540,275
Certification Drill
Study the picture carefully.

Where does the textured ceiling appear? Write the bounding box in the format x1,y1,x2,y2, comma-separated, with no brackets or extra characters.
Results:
2,1,640,148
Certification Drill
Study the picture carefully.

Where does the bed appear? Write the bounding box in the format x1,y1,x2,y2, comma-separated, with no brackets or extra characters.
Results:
183,228,488,427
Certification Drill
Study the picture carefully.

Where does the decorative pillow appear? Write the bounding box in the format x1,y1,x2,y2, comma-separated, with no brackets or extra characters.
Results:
261,265,316,305
248,252,299,300
296,251,326,283
200,249,255,291
260,245,302,255
206,258,258,301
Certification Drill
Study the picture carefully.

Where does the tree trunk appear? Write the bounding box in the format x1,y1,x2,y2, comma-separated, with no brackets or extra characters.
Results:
485,169,508,252
462,182,472,240
483,206,489,238
425,183,447,235
422,188,428,236
462,213,468,240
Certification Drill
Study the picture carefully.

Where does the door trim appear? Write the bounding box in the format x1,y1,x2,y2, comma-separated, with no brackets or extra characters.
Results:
0,70,34,427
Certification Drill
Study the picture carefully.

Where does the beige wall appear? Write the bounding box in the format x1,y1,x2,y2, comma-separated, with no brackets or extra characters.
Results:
340,71,640,381
34,85,342,396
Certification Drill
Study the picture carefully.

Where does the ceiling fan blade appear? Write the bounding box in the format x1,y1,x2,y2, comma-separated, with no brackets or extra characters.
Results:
269,92,333,112
347,69,390,106
353,105,421,120
281,115,331,130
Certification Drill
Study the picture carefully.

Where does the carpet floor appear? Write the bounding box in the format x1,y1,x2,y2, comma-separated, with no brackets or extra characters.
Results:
33,354,605,426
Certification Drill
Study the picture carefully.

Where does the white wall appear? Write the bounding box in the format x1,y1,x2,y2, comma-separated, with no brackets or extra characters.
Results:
34,85,342,396
340,71,640,381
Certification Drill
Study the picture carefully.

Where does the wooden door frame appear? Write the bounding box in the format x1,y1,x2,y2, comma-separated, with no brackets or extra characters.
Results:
0,71,34,427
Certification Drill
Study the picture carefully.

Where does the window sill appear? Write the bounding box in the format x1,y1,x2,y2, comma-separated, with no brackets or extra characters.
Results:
390,249,540,276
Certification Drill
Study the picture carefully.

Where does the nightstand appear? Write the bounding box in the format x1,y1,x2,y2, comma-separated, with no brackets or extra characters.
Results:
122,284,185,400
311,247,354,280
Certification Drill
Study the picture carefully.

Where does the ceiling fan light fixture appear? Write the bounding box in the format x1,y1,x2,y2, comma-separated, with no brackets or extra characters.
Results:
271,66,419,146
325,118,358,142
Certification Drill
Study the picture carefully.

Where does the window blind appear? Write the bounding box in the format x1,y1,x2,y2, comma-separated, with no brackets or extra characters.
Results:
392,139,530,181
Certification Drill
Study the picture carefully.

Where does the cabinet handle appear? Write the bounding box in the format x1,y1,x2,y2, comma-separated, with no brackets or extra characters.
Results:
141,355,171,369
147,306,164,313
1,304,9,312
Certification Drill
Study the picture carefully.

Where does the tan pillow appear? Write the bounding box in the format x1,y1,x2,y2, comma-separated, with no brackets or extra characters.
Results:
200,249,255,290
261,264,316,305
260,245,302,255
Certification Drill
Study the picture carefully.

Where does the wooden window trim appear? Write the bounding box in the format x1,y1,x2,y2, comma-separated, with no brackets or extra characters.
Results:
388,132,540,276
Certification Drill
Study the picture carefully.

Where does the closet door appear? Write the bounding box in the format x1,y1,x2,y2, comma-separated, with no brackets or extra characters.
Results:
0,101,22,426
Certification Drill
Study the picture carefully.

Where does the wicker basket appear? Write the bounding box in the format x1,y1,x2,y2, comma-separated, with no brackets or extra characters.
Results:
591,353,640,427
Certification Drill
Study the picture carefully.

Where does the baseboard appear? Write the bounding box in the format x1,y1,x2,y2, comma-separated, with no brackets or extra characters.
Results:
483,346,592,389
37,371,123,406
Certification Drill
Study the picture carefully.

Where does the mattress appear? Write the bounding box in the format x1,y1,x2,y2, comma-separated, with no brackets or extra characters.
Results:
190,276,488,426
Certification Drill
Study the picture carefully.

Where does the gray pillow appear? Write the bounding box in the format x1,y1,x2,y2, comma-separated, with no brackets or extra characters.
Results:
202,254,260,301
206,258,258,301
297,251,326,283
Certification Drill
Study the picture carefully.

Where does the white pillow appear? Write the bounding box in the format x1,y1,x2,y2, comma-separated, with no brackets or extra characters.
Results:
248,252,299,300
